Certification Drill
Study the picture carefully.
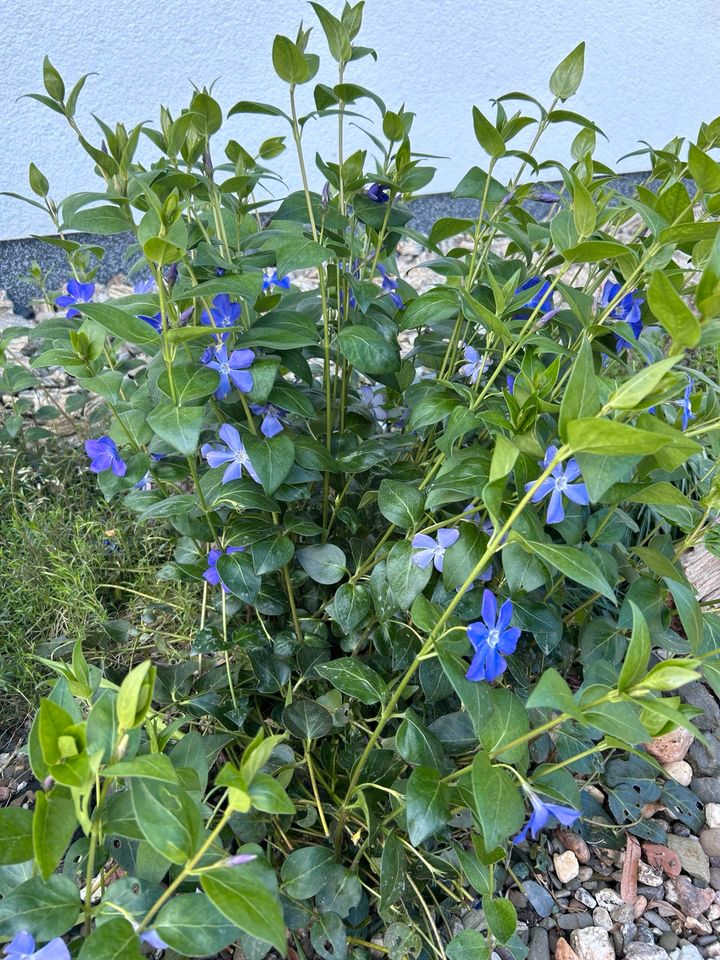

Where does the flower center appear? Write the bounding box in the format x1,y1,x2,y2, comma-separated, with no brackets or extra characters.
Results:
220,363,230,375
487,628,500,647
556,475,568,491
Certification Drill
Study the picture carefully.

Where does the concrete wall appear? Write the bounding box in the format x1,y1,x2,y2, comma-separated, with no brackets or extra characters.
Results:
1,0,718,240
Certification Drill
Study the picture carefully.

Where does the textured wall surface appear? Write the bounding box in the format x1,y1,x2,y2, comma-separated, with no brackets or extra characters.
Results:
1,0,718,240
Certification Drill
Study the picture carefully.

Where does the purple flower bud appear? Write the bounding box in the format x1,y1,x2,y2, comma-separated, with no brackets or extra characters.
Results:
321,181,331,209
226,853,258,866
43,776,55,791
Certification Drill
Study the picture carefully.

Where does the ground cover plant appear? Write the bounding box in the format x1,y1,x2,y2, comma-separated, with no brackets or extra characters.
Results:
2,3,720,957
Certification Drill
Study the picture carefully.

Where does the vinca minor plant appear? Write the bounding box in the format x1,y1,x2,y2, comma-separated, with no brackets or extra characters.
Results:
3,4,720,958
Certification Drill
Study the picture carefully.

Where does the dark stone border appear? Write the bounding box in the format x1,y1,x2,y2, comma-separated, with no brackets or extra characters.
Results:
0,172,663,316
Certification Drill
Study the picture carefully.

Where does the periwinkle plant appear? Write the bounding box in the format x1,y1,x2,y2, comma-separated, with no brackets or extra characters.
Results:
3,5,720,958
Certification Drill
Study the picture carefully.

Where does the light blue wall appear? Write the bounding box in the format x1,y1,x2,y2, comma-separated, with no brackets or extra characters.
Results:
1,0,718,239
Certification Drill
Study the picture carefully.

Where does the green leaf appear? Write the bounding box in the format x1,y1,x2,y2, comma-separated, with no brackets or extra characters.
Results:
549,42,585,100
217,551,261,604
470,751,525,850
379,833,406,913
315,659,388,705
0,875,80,941
337,325,400,375
0,808,34,865
688,143,720,194
378,480,425,530
310,2,352,61
406,766,450,845
471,107,505,159
252,535,294,576
78,918,144,960
272,34,311,85
311,913,347,960
447,930,490,960
275,237,334,276
567,418,674,455
484,898,517,944
386,540,432,609
79,301,160,347
249,773,297,814
130,778,203,864
201,868,286,954
559,339,600,439
480,688,530,764
282,701,333,740
618,601,651,692
103,754,179,782
584,700,648,745
63,204,129,236
646,270,701,349
154,894,240,959
561,240,629,262
396,709,445,768
281,846,336,899
526,668,582,719
327,583,371,632
244,431,295,494
296,543,347,584
157,363,219,404
519,539,615,601
146,404,204,455
608,354,683,409
33,788,76,879
437,647,493,739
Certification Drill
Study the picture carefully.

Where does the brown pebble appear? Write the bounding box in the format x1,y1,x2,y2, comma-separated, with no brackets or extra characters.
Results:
645,727,694,763
556,828,591,864
554,936,580,960
670,875,716,917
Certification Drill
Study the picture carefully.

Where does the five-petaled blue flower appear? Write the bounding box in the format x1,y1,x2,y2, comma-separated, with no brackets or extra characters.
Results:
411,528,459,572
525,445,589,525
367,182,389,203
459,345,491,385
377,264,403,309
599,280,644,352
204,545,245,592
512,790,581,844
250,403,286,437
515,276,553,315
359,385,389,420
133,277,156,294
201,293,241,331
202,344,254,399
55,279,94,318
202,424,260,484
138,311,162,333
681,377,695,431
2,931,70,960
466,589,520,682
262,270,291,292
85,436,127,477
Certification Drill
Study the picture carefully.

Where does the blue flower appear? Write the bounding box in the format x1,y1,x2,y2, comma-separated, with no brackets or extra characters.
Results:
459,345,491,385
376,264,403,309
139,931,169,951
55,279,95,318
202,344,254,399
2,931,70,960
134,472,152,491
132,277,156,294
599,281,644,351
506,374,515,393
681,377,695,431
201,424,260,484
359,385,389,420
201,294,241,331
515,276,553,316
262,270,291,292
250,403,286,437
466,589,520,682
367,182,389,203
138,311,162,333
411,528,459,572
525,445,589,524
512,791,581,844
203,545,245,592
85,436,127,478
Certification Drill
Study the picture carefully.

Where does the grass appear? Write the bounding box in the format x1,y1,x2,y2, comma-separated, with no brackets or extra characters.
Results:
0,438,199,724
